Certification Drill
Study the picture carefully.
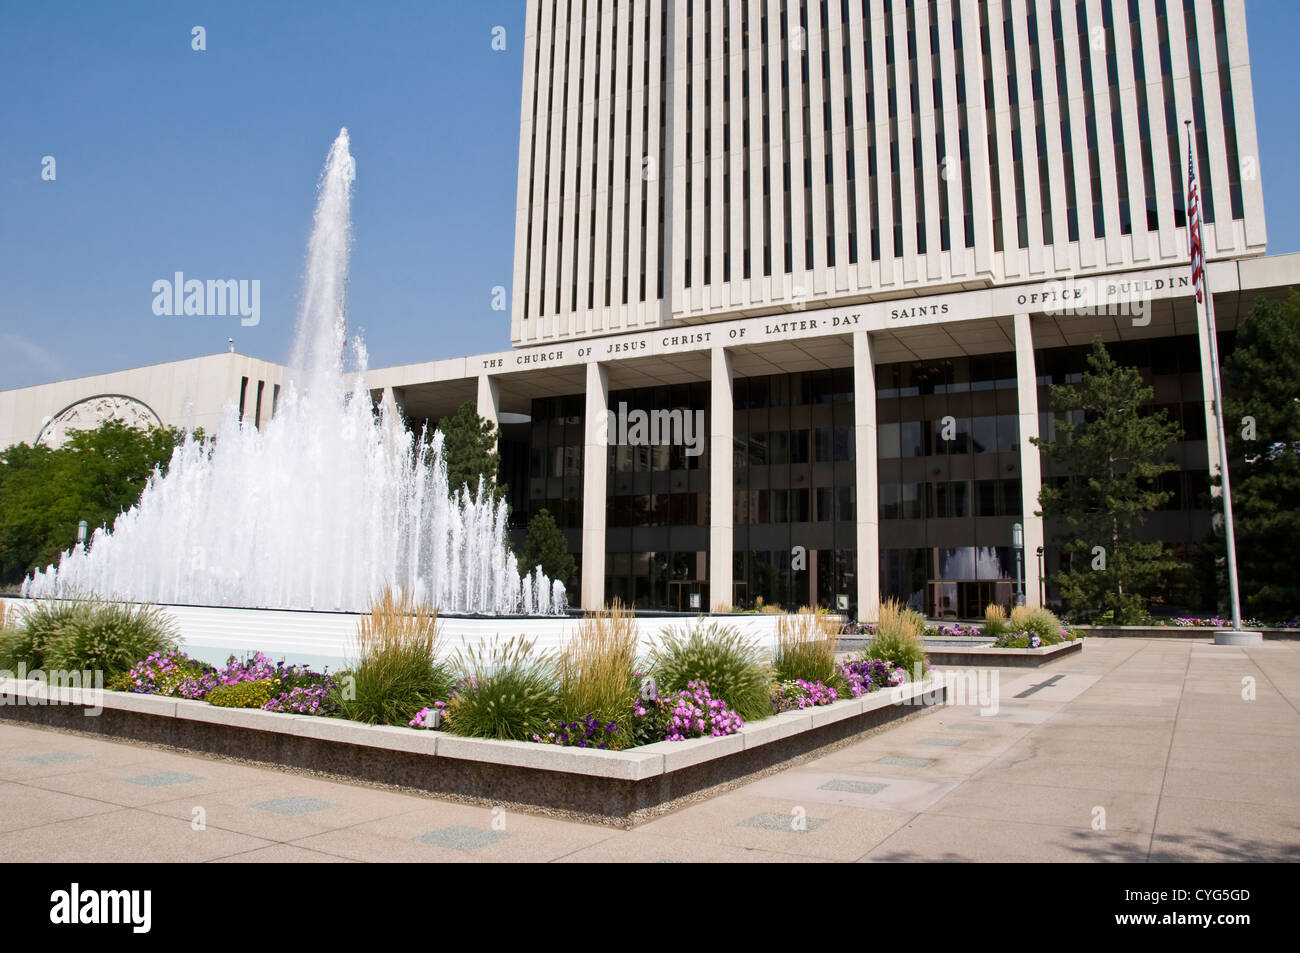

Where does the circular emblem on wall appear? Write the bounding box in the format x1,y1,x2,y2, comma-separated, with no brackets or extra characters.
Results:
35,394,163,449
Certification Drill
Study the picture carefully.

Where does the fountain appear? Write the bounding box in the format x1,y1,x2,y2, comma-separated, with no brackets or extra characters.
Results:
22,129,566,616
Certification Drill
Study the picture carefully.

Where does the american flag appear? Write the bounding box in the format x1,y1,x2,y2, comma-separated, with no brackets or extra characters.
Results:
1188,141,1204,304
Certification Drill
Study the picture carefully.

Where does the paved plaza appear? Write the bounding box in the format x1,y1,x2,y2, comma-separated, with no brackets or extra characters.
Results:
1,637,1297,863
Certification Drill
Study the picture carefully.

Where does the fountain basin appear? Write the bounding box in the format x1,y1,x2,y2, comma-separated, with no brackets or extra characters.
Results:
0,596,798,668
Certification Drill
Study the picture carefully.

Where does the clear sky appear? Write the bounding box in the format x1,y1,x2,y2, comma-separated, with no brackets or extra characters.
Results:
2,0,1298,390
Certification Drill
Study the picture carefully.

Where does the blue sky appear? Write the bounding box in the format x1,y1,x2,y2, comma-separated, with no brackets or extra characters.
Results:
2,0,1298,390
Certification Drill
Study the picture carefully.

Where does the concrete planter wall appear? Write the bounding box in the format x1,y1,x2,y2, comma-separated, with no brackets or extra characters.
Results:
0,677,945,827
922,638,1083,667
1078,625,1298,641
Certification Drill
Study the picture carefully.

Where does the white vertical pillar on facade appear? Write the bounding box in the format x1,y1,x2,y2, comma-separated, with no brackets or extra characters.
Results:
710,346,735,610
476,374,500,452
1014,312,1045,607
853,330,880,621
890,0,917,284
958,0,995,279
1223,0,1266,251
581,361,609,609
804,0,829,297
510,0,541,344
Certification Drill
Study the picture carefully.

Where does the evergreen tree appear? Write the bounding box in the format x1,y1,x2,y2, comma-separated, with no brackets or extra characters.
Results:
521,508,575,587
436,400,502,499
1031,336,1183,623
1217,292,1300,618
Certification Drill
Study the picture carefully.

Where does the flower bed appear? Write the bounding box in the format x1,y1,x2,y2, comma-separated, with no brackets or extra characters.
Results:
3,592,936,754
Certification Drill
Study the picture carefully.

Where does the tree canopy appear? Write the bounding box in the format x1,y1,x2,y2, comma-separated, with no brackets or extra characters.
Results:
436,400,503,500
521,507,575,589
1217,292,1300,618
0,420,192,585
1031,336,1183,623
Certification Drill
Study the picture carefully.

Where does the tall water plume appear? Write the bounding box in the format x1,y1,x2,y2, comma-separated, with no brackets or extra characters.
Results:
23,129,566,615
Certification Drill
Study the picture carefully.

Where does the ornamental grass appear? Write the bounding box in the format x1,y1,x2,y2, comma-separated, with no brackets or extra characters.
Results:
773,606,842,688
444,635,560,741
42,601,179,679
0,598,87,670
648,620,772,722
1009,605,1070,644
862,597,927,678
336,586,454,726
556,599,640,749
983,602,1009,638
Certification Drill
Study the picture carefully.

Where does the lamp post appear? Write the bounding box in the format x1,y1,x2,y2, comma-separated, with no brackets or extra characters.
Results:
1013,522,1024,607
1036,546,1045,607
77,520,88,552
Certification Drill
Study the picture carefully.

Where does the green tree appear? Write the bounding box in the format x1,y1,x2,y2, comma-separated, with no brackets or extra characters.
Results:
0,420,191,585
436,400,502,499
521,508,575,587
1216,292,1300,618
1031,337,1183,624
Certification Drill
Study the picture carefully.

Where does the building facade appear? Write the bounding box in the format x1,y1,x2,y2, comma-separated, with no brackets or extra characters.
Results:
511,0,1265,345
494,0,1275,615
3,1,1294,619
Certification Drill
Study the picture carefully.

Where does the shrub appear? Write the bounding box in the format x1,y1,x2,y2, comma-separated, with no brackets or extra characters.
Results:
110,650,214,695
774,607,841,688
207,679,278,709
0,599,87,670
647,621,772,721
992,631,1048,649
336,587,454,726
1009,605,1068,644
444,635,559,741
862,598,927,678
556,600,639,749
770,678,838,713
42,601,178,679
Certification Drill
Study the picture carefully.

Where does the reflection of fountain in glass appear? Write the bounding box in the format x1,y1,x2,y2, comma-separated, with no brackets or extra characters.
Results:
937,546,1008,581
23,129,565,615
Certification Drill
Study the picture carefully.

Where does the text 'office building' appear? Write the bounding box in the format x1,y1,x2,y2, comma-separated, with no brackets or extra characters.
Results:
3,0,1295,618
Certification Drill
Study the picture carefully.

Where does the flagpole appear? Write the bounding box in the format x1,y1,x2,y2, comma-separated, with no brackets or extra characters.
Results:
1185,120,1247,639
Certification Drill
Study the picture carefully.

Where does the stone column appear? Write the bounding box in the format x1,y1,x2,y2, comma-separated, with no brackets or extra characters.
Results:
581,362,609,610
854,331,881,621
476,374,500,425
1014,312,1046,608
710,346,735,611
476,374,500,453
